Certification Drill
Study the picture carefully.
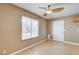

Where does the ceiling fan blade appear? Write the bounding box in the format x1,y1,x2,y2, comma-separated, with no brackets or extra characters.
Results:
43,13,47,16
39,7,47,10
51,7,64,13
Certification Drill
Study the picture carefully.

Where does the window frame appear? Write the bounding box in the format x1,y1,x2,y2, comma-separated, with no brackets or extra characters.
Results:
22,16,39,40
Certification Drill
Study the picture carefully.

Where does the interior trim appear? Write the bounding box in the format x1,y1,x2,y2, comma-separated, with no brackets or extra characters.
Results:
10,4,48,20
63,41,79,46
53,39,79,46
9,39,47,55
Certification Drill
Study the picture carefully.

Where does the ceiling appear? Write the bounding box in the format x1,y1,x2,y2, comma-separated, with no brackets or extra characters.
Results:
13,3,79,20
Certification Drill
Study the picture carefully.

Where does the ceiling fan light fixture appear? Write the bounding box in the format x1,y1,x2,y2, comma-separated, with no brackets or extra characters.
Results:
46,10,52,14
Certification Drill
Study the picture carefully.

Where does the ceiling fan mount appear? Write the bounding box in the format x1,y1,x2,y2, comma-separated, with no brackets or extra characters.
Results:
48,5,51,8
39,4,64,17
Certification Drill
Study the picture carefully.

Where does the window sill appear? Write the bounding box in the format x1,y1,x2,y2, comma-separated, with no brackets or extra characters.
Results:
22,36,39,41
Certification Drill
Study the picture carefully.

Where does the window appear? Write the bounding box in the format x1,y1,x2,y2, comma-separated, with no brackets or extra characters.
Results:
32,19,39,37
22,16,39,40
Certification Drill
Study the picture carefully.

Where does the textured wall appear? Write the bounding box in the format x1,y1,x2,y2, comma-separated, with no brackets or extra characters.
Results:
0,4,48,54
49,15,79,44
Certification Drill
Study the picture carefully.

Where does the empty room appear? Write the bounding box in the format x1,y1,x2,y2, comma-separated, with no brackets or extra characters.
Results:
0,3,79,55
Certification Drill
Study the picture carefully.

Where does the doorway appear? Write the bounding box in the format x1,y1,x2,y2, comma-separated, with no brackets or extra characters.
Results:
53,20,64,42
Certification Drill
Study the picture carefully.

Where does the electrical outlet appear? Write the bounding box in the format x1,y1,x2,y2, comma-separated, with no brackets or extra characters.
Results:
3,50,6,54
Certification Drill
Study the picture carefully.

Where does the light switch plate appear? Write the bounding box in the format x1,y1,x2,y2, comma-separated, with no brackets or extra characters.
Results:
76,29,79,31
64,29,66,31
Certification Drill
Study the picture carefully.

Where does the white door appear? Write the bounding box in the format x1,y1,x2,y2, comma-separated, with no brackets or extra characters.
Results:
53,20,64,42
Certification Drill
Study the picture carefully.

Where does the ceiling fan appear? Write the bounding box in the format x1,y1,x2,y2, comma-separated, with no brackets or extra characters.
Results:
39,4,64,17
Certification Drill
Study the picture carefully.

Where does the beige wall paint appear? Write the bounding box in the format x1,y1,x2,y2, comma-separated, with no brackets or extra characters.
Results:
0,4,48,54
49,15,79,44
64,16,79,43
47,20,53,39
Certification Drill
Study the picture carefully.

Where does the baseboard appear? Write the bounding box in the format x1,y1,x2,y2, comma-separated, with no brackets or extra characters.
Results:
9,39,47,55
63,41,79,46
53,39,79,46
